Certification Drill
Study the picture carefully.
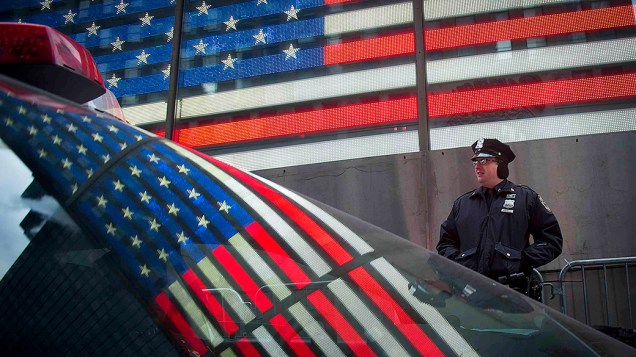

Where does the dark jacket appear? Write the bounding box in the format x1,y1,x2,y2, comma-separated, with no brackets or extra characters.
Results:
437,180,563,279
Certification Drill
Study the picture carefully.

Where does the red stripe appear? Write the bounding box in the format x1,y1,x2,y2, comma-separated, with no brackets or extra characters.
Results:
246,222,311,289
212,245,273,313
429,72,636,117
165,72,636,147
270,314,316,357
155,292,208,356
349,267,444,356
307,290,376,357
427,5,635,51
172,97,417,147
324,6,634,65
210,157,354,267
236,337,262,356
182,269,239,336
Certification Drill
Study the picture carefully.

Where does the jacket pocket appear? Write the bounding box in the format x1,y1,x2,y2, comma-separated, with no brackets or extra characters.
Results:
454,247,478,271
492,242,521,275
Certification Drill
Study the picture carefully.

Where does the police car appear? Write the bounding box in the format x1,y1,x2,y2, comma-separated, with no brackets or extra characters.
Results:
0,22,633,356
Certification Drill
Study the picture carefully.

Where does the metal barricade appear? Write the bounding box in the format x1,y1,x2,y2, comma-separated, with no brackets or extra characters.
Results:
555,256,636,329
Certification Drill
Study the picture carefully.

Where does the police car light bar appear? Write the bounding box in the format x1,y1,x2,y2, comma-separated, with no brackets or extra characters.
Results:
0,22,105,104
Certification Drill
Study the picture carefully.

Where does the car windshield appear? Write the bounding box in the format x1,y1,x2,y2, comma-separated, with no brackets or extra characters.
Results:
0,78,632,356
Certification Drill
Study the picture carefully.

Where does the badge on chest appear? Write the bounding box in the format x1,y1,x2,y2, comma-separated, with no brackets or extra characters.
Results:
502,195,515,213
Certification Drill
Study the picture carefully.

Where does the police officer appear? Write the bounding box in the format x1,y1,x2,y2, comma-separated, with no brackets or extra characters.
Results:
437,139,563,293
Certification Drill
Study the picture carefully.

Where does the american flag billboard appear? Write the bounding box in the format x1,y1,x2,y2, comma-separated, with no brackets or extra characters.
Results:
2,0,635,170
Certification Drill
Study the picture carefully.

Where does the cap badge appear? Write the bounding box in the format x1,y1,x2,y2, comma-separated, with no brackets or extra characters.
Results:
475,138,484,150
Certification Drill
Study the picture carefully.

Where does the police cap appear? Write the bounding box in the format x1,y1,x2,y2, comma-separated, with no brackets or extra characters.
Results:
471,138,515,163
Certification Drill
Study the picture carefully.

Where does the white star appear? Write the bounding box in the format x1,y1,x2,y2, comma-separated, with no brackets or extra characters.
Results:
67,123,78,133
283,43,300,60
139,191,152,204
135,135,143,141
41,114,52,123
40,0,53,10
157,248,168,262
136,50,150,65
176,231,189,244
284,5,300,20
130,165,142,177
196,1,211,16
197,215,210,228
107,74,121,88
71,183,78,194
257,0,268,5
106,223,117,235
114,180,125,191
38,148,47,158
77,144,87,155
253,29,267,44
86,168,94,178
86,22,100,37
108,125,119,133
187,188,200,199
122,207,134,220
177,164,190,175
115,0,129,14
147,153,160,163
221,54,237,69
139,12,154,27
62,158,72,169
149,218,161,232
194,40,208,55
56,109,64,114
165,27,174,42
4,117,14,126
140,264,150,277
18,106,26,115
162,64,171,80
119,142,128,150
102,154,110,163
218,200,231,213
28,126,38,136
131,235,142,248
92,132,104,142
52,135,62,145
167,203,180,216
82,115,92,123
111,37,125,52
158,176,171,188
97,195,108,208
63,10,77,24
224,16,239,31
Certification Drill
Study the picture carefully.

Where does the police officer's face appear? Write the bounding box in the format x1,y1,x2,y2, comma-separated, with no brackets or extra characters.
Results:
473,158,500,188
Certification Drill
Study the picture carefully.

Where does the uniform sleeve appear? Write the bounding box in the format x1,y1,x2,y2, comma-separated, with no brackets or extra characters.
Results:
522,191,563,270
437,202,460,260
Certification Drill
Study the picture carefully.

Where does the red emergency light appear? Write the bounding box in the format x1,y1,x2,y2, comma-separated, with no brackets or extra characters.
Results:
0,22,105,104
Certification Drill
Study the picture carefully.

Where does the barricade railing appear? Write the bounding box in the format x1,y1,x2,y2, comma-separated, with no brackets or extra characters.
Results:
554,256,636,329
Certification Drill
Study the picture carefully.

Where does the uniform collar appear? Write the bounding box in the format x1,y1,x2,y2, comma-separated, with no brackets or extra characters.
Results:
471,180,515,198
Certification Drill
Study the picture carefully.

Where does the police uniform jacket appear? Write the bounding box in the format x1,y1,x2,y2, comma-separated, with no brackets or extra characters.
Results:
437,179,563,279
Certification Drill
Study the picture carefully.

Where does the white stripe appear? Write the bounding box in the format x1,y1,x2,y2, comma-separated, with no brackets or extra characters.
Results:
220,347,237,357
430,108,636,150
428,38,636,84
167,280,224,347
214,131,418,171
228,232,291,301
253,326,289,357
250,173,374,255
123,37,632,126
329,279,409,356
288,302,346,357
370,258,480,357
197,257,256,323
169,141,332,277
325,2,413,35
423,0,579,20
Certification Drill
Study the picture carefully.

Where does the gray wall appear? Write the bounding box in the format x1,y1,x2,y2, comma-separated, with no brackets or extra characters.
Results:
256,131,636,272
